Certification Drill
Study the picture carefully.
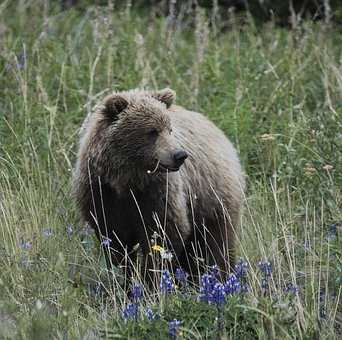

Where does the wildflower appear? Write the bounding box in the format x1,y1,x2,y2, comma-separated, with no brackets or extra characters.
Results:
210,282,226,306
101,237,112,247
152,244,164,253
199,274,216,303
160,270,174,294
93,283,102,296
175,268,188,286
303,240,311,251
122,303,139,321
326,223,338,242
20,241,32,250
234,259,248,279
258,260,272,278
209,264,220,278
224,274,241,295
169,319,182,339
145,307,156,321
66,225,74,238
132,283,143,302
284,283,299,295
17,51,27,70
161,250,174,261
42,228,54,238
261,278,268,290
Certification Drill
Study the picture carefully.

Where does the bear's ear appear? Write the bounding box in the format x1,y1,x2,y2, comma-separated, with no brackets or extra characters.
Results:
103,94,128,120
153,88,176,108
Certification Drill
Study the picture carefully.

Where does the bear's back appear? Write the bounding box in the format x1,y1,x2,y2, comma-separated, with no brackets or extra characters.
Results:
169,105,245,218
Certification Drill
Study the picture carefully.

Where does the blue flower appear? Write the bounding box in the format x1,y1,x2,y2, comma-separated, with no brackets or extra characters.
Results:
234,259,248,279
145,307,156,321
17,53,27,70
210,282,226,306
122,303,139,321
199,274,216,303
169,319,182,339
224,274,241,295
284,283,299,295
175,268,188,286
160,270,174,294
101,237,112,247
20,241,32,250
258,260,272,278
327,223,338,241
261,278,269,290
209,265,220,279
42,228,54,238
66,225,74,238
132,283,143,301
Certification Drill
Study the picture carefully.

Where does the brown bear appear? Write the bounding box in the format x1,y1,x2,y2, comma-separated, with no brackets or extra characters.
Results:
73,88,245,282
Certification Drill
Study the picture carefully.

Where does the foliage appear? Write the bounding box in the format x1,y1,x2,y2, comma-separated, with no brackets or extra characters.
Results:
0,1,341,339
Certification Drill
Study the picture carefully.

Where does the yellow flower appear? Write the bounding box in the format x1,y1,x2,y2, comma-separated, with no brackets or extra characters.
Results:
152,245,164,253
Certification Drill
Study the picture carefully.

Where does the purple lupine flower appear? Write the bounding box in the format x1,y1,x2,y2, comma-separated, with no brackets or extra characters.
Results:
224,274,241,295
175,268,188,286
132,283,143,301
210,282,226,306
145,307,156,321
42,228,54,238
234,259,248,279
66,225,74,238
327,223,338,241
258,260,272,278
20,241,32,250
101,237,112,247
169,319,182,339
160,270,174,294
93,283,102,296
209,265,220,279
261,278,268,290
303,240,311,251
284,283,299,295
17,53,27,70
199,274,216,303
122,303,139,321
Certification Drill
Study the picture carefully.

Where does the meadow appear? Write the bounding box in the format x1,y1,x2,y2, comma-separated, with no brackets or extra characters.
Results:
0,1,341,339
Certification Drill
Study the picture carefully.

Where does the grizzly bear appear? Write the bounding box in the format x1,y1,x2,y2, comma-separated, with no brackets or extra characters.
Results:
73,88,245,282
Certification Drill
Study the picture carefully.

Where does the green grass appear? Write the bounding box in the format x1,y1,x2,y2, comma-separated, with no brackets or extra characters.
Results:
0,2,341,339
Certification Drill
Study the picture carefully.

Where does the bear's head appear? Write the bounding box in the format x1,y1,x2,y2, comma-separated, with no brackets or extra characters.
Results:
90,88,188,186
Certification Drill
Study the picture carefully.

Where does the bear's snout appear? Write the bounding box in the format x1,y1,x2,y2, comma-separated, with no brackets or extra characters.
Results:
173,150,188,167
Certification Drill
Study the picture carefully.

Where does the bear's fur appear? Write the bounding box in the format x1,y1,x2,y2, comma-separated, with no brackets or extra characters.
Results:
73,88,245,280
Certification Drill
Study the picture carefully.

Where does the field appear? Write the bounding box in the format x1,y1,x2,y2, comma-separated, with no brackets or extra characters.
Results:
0,2,341,339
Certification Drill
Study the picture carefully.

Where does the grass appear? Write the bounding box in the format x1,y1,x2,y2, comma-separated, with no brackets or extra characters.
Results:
0,1,341,339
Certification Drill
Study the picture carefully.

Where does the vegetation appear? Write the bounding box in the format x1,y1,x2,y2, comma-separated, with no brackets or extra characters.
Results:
0,1,341,339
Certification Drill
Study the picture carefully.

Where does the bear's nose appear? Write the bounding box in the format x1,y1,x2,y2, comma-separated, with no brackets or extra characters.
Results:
173,150,188,165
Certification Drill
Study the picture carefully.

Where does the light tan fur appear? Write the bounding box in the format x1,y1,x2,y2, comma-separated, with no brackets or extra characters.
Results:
73,88,245,281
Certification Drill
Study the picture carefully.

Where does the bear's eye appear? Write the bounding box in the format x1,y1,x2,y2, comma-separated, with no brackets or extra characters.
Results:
148,128,159,138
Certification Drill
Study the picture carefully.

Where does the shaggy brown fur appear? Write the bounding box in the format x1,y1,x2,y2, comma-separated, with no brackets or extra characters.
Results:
73,88,245,281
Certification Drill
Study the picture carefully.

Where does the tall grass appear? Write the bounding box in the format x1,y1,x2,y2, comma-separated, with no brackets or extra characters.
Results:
0,1,341,339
